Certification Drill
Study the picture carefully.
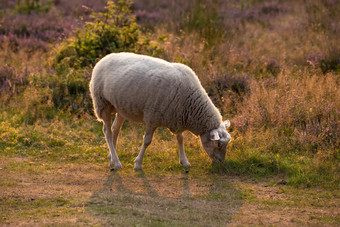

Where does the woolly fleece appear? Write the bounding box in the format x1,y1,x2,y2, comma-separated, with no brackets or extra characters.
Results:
90,52,222,135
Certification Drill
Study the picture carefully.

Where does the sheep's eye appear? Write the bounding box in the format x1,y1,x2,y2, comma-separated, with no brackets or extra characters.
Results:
217,141,223,148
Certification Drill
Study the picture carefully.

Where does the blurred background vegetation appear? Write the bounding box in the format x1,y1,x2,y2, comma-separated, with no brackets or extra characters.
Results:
0,0,339,187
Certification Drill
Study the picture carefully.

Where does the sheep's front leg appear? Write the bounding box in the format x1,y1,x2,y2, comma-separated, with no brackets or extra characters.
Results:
177,133,191,167
102,110,122,170
134,126,156,170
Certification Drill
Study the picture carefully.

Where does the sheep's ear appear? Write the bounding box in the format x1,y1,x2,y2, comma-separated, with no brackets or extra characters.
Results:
223,120,231,128
210,130,220,141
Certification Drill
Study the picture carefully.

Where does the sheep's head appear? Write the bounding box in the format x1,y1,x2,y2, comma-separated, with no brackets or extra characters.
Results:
200,120,231,163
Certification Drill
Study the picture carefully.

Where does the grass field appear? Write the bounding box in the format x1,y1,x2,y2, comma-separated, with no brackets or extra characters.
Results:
1,0,339,225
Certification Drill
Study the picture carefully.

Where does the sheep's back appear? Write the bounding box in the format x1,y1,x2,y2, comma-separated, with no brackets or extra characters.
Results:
92,53,185,125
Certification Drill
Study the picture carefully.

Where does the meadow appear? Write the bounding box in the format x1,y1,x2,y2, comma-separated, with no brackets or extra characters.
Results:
0,0,339,225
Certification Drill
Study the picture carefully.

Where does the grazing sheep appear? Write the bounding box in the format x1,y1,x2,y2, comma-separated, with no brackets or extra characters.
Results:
90,52,231,170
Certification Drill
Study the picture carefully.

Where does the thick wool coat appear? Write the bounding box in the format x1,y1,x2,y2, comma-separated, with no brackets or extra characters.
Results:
90,52,222,135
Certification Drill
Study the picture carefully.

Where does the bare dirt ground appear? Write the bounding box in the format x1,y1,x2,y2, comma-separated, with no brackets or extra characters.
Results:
230,182,340,226
1,157,339,226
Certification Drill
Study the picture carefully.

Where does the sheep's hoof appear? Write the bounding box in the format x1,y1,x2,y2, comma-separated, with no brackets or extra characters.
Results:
134,164,143,171
110,162,122,171
134,158,143,171
180,161,191,167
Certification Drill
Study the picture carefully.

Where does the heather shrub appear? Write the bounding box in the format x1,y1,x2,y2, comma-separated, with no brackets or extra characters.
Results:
134,0,229,48
0,9,74,52
205,72,251,116
0,0,107,53
133,0,192,27
320,47,340,74
52,0,107,17
305,0,340,33
234,70,339,154
0,0,16,10
15,0,53,14
304,0,340,74
182,1,223,47
0,65,28,100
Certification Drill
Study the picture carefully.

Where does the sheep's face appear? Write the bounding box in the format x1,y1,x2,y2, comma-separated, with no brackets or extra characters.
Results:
200,120,231,163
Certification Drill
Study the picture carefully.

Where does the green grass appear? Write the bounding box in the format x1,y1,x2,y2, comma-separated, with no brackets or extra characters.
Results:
1,104,338,189
1,197,72,222
1,109,338,225
1,0,338,190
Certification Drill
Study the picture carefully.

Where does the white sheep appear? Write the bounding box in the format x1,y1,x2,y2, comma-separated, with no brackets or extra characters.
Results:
90,52,231,170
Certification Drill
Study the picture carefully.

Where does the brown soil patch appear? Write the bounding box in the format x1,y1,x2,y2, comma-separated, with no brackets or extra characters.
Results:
0,158,106,225
1,158,242,225
230,182,340,226
1,157,339,226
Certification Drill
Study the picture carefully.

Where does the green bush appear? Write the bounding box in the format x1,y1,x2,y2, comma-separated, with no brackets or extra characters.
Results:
51,0,164,113
55,0,163,69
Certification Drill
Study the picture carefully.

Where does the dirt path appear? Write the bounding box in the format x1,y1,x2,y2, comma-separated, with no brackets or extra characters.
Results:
1,158,339,226
88,171,242,226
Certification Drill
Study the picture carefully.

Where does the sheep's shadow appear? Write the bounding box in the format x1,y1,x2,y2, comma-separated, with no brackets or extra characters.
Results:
87,169,243,226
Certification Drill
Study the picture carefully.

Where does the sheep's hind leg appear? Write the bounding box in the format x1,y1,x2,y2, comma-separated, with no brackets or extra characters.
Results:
102,107,122,170
134,126,156,170
177,133,191,167
111,113,125,152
